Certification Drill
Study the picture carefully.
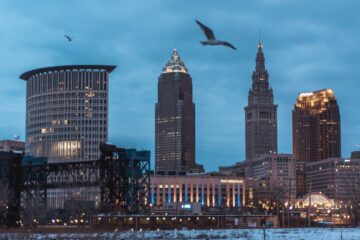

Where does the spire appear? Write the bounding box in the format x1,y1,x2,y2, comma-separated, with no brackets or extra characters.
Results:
162,49,188,74
255,41,265,73
252,41,269,83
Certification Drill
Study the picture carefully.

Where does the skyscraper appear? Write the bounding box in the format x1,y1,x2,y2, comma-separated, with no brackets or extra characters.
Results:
155,49,196,174
293,89,341,163
20,65,116,208
245,42,278,161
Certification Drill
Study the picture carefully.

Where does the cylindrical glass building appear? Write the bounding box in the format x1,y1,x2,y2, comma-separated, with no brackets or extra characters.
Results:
20,65,116,163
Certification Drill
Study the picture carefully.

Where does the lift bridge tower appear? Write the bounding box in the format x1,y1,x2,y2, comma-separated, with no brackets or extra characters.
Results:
0,142,150,227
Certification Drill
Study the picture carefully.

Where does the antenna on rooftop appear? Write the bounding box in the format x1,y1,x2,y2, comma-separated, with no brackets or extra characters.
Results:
258,28,261,43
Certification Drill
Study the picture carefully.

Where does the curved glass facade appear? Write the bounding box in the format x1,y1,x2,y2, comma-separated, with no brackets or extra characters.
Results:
23,66,114,163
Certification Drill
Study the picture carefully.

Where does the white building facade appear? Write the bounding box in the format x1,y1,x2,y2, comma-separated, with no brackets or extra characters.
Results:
150,174,246,208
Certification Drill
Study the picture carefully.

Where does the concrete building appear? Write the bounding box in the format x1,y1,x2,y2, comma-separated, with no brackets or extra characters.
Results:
218,161,247,177
20,65,116,209
155,49,202,174
150,174,245,209
0,140,25,153
293,89,341,163
306,158,360,202
244,42,278,161
245,154,297,203
351,151,360,159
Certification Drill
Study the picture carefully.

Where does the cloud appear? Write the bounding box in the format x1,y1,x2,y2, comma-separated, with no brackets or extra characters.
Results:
0,1,359,170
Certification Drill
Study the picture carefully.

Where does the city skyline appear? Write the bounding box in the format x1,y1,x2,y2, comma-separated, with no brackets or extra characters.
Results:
0,1,360,171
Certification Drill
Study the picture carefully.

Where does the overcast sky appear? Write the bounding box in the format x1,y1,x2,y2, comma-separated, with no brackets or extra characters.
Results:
0,1,359,171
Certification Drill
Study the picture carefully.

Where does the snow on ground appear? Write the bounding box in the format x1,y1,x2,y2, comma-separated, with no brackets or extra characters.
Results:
0,228,359,239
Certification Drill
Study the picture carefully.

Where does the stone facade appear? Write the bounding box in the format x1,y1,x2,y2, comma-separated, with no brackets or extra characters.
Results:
245,42,277,161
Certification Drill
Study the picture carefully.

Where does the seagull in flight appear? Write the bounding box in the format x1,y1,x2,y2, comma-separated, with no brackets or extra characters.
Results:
64,35,73,42
195,19,236,50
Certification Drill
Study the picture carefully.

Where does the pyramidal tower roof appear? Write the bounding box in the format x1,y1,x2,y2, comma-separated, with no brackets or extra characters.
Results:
255,41,266,73
162,49,188,74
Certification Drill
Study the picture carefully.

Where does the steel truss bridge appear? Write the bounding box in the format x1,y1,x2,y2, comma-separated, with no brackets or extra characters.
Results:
0,143,150,227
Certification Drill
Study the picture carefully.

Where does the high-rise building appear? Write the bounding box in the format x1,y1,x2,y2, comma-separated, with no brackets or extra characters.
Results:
20,65,116,208
245,42,278,161
293,89,341,163
155,49,197,174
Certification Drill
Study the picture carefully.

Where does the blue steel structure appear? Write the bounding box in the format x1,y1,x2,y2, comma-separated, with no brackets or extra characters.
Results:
0,143,151,227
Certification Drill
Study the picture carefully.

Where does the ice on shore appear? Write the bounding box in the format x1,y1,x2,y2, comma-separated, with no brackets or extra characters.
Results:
0,228,359,239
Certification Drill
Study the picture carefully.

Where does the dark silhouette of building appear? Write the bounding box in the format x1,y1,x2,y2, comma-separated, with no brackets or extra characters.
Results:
155,49,200,174
0,140,24,227
293,89,341,163
351,151,360,159
245,42,278,161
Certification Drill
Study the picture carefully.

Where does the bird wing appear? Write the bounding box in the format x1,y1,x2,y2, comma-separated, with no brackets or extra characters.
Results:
64,35,73,41
222,41,236,50
195,19,215,40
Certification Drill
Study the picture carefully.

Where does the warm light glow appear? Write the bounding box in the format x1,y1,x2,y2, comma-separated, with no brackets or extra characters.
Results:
296,89,336,113
220,179,243,184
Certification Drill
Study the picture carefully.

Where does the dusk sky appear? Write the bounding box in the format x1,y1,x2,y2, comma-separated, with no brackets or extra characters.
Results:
0,1,359,171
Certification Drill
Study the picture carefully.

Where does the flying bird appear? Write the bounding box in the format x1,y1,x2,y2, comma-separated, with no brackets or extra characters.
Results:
64,35,73,42
195,19,236,50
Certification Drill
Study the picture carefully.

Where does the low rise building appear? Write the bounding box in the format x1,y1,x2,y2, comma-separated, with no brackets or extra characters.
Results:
306,158,360,202
150,174,245,210
245,154,297,203
0,140,25,153
218,161,247,177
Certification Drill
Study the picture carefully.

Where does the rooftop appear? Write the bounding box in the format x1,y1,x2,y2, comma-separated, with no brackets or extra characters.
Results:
296,89,337,111
20,65,117,80
162,49,188,74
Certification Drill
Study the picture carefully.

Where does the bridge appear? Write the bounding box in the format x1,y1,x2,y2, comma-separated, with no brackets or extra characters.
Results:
0,143,150,227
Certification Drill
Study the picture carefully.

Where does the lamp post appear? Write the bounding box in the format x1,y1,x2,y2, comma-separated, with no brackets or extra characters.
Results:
307,183,312,227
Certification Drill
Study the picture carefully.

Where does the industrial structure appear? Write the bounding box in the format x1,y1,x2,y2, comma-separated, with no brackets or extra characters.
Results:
0,140,25,227
0,142,150,227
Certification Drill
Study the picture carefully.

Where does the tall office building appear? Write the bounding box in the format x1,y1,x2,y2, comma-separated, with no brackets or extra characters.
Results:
293,89,341,163
155,49,196,174
20,65,116,208
245,42,278,161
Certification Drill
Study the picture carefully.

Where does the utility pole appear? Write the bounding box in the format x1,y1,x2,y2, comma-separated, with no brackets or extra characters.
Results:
263,226,266,240
307,183,312,227
340,228,343,240
282,202,285,227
